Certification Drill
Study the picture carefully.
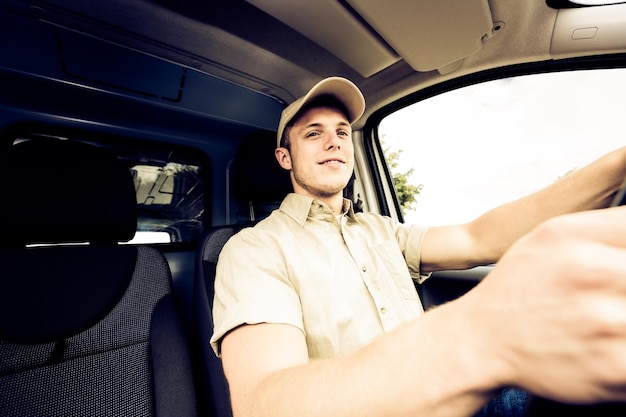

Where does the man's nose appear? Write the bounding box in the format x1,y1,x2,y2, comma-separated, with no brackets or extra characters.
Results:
325,132,341,149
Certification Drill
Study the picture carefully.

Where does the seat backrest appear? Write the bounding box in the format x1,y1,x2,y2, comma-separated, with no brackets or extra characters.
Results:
194,224,245,417
193,129,292,417
231,129,292,222
0,139,197,417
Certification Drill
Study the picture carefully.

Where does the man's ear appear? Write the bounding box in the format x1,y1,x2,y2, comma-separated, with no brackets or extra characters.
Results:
275,147,292,171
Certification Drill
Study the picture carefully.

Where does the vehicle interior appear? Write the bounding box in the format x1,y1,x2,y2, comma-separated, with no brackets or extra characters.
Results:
1,0,626,415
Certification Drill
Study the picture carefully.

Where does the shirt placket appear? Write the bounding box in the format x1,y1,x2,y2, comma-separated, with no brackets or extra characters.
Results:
340,216,400,332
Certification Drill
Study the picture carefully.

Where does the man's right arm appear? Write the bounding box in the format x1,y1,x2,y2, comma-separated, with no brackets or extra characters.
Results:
221,311,499,417
220,206,626,417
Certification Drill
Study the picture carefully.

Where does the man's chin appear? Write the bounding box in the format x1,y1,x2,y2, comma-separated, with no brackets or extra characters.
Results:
316,183,350,197
296,184,345,198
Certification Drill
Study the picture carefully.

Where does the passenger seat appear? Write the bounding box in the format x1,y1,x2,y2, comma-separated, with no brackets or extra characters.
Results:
0,139,198,417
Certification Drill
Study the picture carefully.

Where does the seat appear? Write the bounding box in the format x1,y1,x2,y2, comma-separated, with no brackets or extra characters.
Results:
0,139,198,417
230,129,294,222
193,129,291,417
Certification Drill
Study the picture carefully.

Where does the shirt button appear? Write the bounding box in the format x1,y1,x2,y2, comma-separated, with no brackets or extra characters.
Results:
361,265,367,272
380,307,387,314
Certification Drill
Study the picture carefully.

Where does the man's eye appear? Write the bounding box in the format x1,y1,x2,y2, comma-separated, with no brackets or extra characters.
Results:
306,131,319,138
338,130,350,137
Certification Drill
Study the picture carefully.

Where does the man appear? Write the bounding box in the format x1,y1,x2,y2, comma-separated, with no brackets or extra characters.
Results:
211,77,626,417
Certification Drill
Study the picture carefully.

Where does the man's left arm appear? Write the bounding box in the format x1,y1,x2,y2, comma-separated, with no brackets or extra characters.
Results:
420,145,626,273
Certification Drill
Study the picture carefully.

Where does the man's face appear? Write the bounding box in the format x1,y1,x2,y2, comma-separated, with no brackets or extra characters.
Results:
278,106,354,199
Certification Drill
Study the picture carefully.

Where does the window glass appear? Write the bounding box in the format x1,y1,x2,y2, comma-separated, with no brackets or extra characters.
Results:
8,129,207,244
129,159,204,244
379,69,626,226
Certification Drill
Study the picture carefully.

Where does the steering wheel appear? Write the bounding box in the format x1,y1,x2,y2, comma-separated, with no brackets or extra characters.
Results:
525,396,626,417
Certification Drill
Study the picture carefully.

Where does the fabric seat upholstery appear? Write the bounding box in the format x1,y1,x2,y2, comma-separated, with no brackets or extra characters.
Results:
0,139,197,417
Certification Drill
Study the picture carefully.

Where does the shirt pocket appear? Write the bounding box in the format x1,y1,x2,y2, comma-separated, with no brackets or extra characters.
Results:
374,240,420,300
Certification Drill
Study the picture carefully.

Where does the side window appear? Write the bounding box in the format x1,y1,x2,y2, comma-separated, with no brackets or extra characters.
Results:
379,69,626,226
127,156,205,244
7,129,207,244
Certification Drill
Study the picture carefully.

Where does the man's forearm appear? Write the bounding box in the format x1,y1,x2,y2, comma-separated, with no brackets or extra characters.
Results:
473,145,626,260
230,302,501,417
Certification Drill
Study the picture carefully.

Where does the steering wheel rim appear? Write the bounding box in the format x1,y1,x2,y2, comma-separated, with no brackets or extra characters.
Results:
525,395,626,417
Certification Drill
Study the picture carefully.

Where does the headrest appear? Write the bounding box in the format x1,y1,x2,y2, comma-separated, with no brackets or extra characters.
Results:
232,130,292,203
0,140,137,246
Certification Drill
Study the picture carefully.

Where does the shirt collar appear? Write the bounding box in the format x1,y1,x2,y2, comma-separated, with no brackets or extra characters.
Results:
279,193,358,226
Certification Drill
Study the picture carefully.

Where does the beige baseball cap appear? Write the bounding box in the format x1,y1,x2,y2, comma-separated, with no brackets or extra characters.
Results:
276,77,365,147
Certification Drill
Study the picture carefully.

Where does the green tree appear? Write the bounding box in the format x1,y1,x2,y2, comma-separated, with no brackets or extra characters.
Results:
383,144,423,215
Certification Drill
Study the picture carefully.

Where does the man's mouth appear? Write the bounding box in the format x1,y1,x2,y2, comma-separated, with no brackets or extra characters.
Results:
319,159,345,165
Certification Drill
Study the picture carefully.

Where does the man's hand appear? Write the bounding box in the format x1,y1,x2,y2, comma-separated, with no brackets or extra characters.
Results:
462,206,626,403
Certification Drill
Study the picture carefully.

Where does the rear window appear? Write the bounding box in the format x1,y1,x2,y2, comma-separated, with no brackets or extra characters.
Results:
128,155,205,244
131,162,203,243
5,127,207,244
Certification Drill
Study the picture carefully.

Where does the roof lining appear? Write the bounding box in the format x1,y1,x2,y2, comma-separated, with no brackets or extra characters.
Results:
246,0,399,77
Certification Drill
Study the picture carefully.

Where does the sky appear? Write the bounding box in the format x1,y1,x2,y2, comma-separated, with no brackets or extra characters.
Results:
379,69,626,226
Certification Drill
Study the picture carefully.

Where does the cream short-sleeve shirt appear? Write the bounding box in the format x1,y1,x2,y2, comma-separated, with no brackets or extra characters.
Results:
211,193,429,359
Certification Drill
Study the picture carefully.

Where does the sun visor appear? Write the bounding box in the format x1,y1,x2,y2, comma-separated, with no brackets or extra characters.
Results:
346,0,494,72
